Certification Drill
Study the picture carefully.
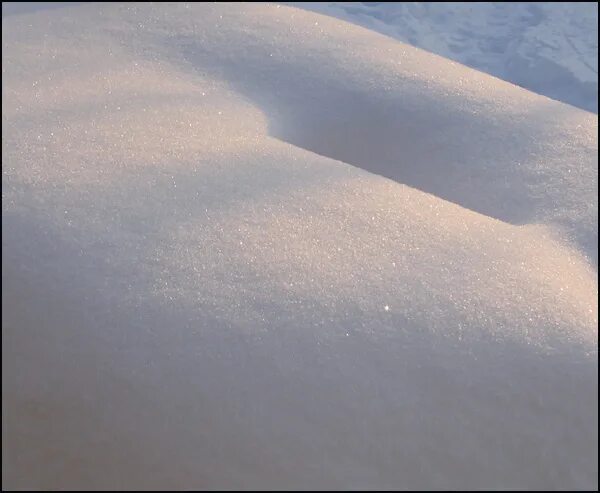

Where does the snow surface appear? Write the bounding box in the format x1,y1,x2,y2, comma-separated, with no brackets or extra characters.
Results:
2,2,598,490
295,2,599,113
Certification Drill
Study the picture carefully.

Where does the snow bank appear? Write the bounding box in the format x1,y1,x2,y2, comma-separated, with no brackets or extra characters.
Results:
2,3,597,490
295,2,599,113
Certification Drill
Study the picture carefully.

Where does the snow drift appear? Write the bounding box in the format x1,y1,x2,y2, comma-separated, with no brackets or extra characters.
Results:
2,3,598,490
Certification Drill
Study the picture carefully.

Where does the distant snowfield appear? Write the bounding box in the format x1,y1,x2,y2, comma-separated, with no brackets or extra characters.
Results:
295,2,599,113
2,3,598,490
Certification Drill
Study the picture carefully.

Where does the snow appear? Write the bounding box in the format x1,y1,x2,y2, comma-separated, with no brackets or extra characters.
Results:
2,2,598,490
294,2,599,113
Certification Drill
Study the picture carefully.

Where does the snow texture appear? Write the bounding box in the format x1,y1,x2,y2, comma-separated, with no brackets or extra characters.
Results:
295,2,599,113
2,2,598,490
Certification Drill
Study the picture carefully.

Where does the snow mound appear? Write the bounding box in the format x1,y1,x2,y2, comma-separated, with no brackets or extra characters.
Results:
2,3,598,490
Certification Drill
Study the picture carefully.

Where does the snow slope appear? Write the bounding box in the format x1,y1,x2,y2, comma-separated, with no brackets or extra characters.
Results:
295,2,599,113
2,2,598,490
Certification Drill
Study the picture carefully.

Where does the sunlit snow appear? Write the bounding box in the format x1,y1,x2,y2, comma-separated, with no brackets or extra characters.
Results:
2,2,598,490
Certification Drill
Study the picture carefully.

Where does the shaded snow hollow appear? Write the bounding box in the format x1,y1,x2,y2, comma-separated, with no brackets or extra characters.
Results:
2,3,598,490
